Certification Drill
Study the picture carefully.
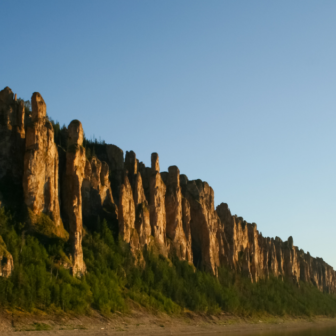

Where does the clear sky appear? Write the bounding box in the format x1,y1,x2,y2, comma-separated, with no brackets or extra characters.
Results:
2,1,336,267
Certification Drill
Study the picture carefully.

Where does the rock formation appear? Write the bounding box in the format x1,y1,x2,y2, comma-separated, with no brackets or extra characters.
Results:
118,172,144,265
0,235,14,278
0,87,26,206
134,172,151,247
23,92,68,240
62,120,86,276
165,166,192,262
149,153,167,255
118,173,136,243
183,179,221,275
82,156,117,227
182,197,193,263
2,86,336,292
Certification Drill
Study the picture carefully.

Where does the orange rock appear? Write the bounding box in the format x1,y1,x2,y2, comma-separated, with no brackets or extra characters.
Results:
23,92,68,240
165,166,193,263
62,120,86,277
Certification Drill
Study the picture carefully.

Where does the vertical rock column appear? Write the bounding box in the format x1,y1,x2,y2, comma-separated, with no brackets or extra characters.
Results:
184,180,220,275
23,92,67,239
0,87,25,184
118,171,144,265
182,197,193,263
247,223,261,282
283,236,300,283
62,120,86,276
118,174,136,243
149,153,167,255
134,172,151,246
165,166,193,262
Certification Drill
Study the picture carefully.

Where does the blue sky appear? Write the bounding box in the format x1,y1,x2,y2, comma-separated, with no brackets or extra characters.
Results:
2,1,336,267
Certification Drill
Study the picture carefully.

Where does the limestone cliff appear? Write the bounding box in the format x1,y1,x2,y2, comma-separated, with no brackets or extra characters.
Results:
82,156,117,227
118,173,136,243
165,166,192,263
134,172,151,247
118,172,144,265
149,153,167,255
2,85,336,293
62,120,86,277
182,178,220,275
0,87,25,205
23,92,68,240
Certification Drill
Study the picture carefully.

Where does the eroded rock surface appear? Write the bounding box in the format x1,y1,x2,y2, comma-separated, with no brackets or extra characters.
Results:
118,172,144,265
2,86,336,293
62,120,86,276
118,173,136,243
134,172,151,247
82,156,117,226
0,87,26,206
165,166,192,262
23,92,67,239
183,179,220,275
149,153,167,254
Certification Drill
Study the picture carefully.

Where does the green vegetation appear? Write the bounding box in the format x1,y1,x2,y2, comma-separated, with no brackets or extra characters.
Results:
1,206,336,317
27,209,69,241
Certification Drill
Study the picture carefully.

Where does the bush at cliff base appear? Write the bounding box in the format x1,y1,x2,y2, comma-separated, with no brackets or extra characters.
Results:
1,206,336,317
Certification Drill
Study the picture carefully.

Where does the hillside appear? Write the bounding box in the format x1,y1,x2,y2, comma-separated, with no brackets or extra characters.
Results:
0,86,336,317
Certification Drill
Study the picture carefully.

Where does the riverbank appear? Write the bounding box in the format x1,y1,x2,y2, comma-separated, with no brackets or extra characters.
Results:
1,307,336,335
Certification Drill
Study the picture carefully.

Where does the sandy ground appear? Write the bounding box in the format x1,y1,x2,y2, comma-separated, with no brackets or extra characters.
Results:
1,309,336,336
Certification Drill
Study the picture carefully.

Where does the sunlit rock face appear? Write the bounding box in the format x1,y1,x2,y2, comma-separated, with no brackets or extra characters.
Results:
165,166,193,263
118,171,144,266
23,92,68,240
118,173,136,244
2,86,336,293
62,120,86,277
149,153,167,255
134,172,151,247
299,252,336,293
182,179,220,275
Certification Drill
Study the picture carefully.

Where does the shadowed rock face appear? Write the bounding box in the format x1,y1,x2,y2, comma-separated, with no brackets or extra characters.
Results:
149,154,167,254
125,151,137,187
62,120,86,277
23,92,68,240
134,172,151,247
183,179,220,275
82,157,117,226
165,166,193,263
0,87,25,199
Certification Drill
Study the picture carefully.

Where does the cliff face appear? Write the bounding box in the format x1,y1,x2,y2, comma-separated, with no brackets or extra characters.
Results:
134,172,151,247
62,120,86,277
1,86,336,293
82,156,117,226
149,153,167,255
182,179,220,275
23,92,68,239
0,87,25,207
165,166,193,263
